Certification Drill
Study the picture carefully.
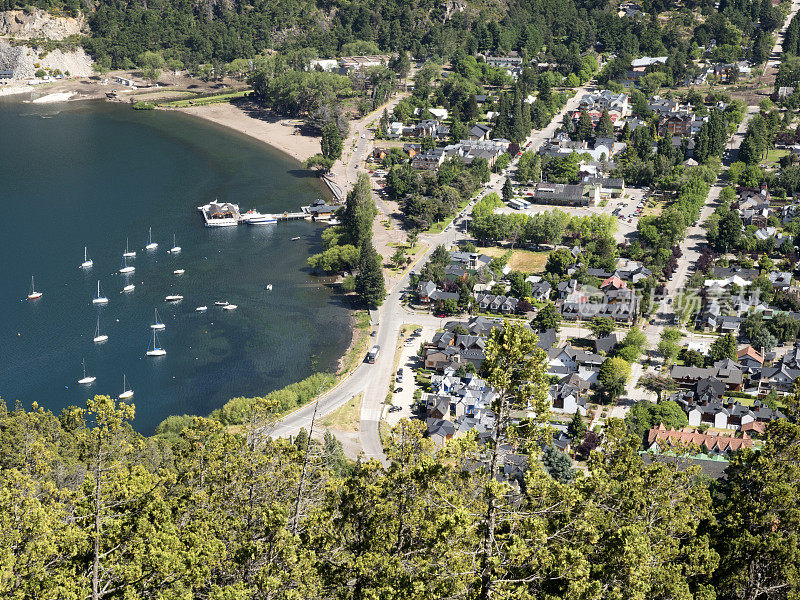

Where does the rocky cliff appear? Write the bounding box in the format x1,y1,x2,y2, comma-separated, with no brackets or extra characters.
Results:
0,8,87,41
0,8,92,79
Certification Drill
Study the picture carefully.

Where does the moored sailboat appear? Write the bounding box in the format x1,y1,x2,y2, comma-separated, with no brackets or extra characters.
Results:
93,315,108,343
27,276,42,300
92,280,108,304
119,374,134,399
123,238,136,258
78,358,96,384
146,227,158,250
146,329,166,356
151,308,165,330
81,246,93,269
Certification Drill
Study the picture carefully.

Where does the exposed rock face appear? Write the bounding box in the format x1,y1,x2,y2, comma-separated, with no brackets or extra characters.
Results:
0,9,92,79
0,40,94,78
0,8,87,41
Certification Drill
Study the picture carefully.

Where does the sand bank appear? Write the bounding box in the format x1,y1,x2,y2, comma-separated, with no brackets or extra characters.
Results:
31,91,75,103
175,102,321,163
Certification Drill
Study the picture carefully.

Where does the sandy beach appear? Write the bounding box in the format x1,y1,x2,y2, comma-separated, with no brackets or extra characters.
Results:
175,102,322,163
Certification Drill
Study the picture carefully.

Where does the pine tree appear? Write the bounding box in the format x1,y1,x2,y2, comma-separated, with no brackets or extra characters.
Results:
576,111,593,141
522,100,532,136
355,243,386,307
694,122,711,164
342,173,377,247
595,109,614,138
512,91,526,143
494,93,511,139
502,177,513,202
567,411,587,443
321,122,343,160
379,109,389,136
450,116,466,143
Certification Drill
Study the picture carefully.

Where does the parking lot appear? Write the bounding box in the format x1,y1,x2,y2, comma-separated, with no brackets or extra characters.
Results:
383,323,437,427
496,187,644,243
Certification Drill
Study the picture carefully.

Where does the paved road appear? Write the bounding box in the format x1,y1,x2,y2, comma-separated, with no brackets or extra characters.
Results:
762,0,800,80
270,83,594,460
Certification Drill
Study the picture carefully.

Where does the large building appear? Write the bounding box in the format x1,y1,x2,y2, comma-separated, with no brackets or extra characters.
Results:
529,182,601,207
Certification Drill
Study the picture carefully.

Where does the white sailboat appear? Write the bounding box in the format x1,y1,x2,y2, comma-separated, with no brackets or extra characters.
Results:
119,374,134,399
123,238,136,258
146,329,166,356
151,308,165,330
78,358,96,384
92,280,109,304
169,234,181,254
119,255,135,274
145,227,158,250
27,275,42,300
81,247,93,269
93,315,109,343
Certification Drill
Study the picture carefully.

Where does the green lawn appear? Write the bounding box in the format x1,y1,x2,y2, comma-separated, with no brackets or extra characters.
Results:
477,246,549,272
160,89,250,108
761,148,788,167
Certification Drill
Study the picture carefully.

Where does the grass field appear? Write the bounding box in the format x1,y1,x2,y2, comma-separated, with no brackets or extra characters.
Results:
160,90,250,108
319,393,362,431
478,247,549,272
761,148,789,167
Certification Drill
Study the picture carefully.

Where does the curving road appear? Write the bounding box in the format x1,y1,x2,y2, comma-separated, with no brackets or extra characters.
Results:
268,82,595,462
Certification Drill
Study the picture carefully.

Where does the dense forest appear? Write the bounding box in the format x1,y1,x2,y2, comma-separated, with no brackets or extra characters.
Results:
4,0,784,72
2,322,800,598
2,393,800,598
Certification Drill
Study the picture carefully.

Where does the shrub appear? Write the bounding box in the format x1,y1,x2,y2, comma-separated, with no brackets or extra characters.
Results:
212,372,337,425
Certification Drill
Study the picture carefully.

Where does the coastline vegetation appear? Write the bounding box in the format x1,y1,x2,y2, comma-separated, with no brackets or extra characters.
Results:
159,89,250,108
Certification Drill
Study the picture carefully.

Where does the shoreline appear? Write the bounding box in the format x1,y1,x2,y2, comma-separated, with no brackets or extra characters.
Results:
1,86,358,435
172,102,321,164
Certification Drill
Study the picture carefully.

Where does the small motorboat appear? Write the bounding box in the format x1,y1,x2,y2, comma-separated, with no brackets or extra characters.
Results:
165,295,183,302
222,304,238,311
214,301,229,306
81,246,93,269
27,276,43,300
78,358,96,384
174,269,185,275
291,236,301,241
265,283,273,291
123,284,135,292
196,305,208,312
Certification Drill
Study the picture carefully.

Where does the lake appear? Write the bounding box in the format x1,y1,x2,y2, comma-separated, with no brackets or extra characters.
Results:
0,98,351,434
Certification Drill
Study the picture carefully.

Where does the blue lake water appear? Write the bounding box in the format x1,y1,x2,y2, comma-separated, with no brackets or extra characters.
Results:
0,98,351,433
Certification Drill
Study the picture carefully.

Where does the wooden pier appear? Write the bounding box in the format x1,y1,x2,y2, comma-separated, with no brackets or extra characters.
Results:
275,212,307,221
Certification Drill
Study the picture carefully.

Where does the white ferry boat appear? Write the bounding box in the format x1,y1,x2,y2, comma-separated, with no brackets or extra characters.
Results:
242,210,277,225
198,201,240,227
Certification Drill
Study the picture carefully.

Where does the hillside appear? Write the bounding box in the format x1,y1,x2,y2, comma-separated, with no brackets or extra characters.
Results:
0,8,92,78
